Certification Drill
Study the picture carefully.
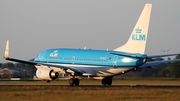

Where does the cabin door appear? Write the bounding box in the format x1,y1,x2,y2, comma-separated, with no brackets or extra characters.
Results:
71,56,76,64
112,55,118,67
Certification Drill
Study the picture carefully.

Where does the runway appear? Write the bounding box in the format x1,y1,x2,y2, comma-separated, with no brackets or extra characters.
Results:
1,85,180,88
1,79,180,89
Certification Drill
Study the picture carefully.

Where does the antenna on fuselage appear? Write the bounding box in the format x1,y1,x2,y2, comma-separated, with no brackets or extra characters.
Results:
84,46,86,50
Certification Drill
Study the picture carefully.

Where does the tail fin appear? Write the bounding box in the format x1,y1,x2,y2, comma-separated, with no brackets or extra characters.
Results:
114,4,152,54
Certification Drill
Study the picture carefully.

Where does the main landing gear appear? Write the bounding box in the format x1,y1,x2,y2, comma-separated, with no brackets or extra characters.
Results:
68,76,113,86
46,78,113,86
69,78,80,86
101,77,113,86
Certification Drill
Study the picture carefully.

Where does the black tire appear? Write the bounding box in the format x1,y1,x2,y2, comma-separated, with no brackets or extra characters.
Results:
74,78,80,86
46,80,51,83
101,77,112,86
69,78,74,86
101,79,106,86
107,79,112,86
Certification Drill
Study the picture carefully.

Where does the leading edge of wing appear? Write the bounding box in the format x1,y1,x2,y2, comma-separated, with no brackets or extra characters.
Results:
147,54,180,59
3,40,93,75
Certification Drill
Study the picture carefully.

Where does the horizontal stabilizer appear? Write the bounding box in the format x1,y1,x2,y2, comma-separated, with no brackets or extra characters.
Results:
109,52,147,59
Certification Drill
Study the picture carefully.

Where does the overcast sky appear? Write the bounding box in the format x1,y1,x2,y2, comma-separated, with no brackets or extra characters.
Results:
0,0,180,63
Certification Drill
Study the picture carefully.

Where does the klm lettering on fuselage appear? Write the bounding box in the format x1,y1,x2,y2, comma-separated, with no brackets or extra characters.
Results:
132,27,146,41
50,50,58,57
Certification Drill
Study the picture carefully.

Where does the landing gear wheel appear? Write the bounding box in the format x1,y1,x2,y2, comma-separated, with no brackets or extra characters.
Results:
69,78,74,86
101,79,106,86
69,78,80,86
74,78,80,86
46,80,51,83
107,79,112,86
101,77,112,86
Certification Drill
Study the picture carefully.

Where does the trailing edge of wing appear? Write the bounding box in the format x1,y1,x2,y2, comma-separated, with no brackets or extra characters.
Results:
147,54,180,59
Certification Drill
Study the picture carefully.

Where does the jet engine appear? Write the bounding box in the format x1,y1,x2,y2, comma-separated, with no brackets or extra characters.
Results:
36,67,59,80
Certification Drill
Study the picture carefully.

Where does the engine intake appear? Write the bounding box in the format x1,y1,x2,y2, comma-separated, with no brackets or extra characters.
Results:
49,70,59,80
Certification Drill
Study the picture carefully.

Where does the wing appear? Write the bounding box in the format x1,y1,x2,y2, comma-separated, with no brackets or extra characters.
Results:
4,40,87,75
4,41,38,65
140,53,180,68
147,54,180,59
139,59,180,68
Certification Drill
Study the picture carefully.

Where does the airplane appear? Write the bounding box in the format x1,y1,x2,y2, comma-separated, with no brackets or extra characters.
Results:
3,4,180,86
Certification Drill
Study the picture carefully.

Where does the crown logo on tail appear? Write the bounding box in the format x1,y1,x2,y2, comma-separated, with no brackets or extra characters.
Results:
135,27,142,33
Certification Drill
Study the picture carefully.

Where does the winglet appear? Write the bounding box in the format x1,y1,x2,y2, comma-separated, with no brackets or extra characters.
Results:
4,40,9,59
3,40,38,65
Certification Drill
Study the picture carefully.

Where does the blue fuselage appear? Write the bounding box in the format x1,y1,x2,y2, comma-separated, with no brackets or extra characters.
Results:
34,48,146,68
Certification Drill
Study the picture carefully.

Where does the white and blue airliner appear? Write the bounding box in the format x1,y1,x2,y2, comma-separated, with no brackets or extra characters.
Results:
4,4,180,86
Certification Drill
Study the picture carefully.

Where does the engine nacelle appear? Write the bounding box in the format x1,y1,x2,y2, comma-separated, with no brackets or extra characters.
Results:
36,67,59,80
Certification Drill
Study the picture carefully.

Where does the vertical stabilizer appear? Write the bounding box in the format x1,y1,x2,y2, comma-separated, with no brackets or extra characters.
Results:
114,4,152,54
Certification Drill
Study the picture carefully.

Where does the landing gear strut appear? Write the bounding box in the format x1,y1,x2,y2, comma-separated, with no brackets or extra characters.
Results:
101,77,112,86
69,78,80,86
